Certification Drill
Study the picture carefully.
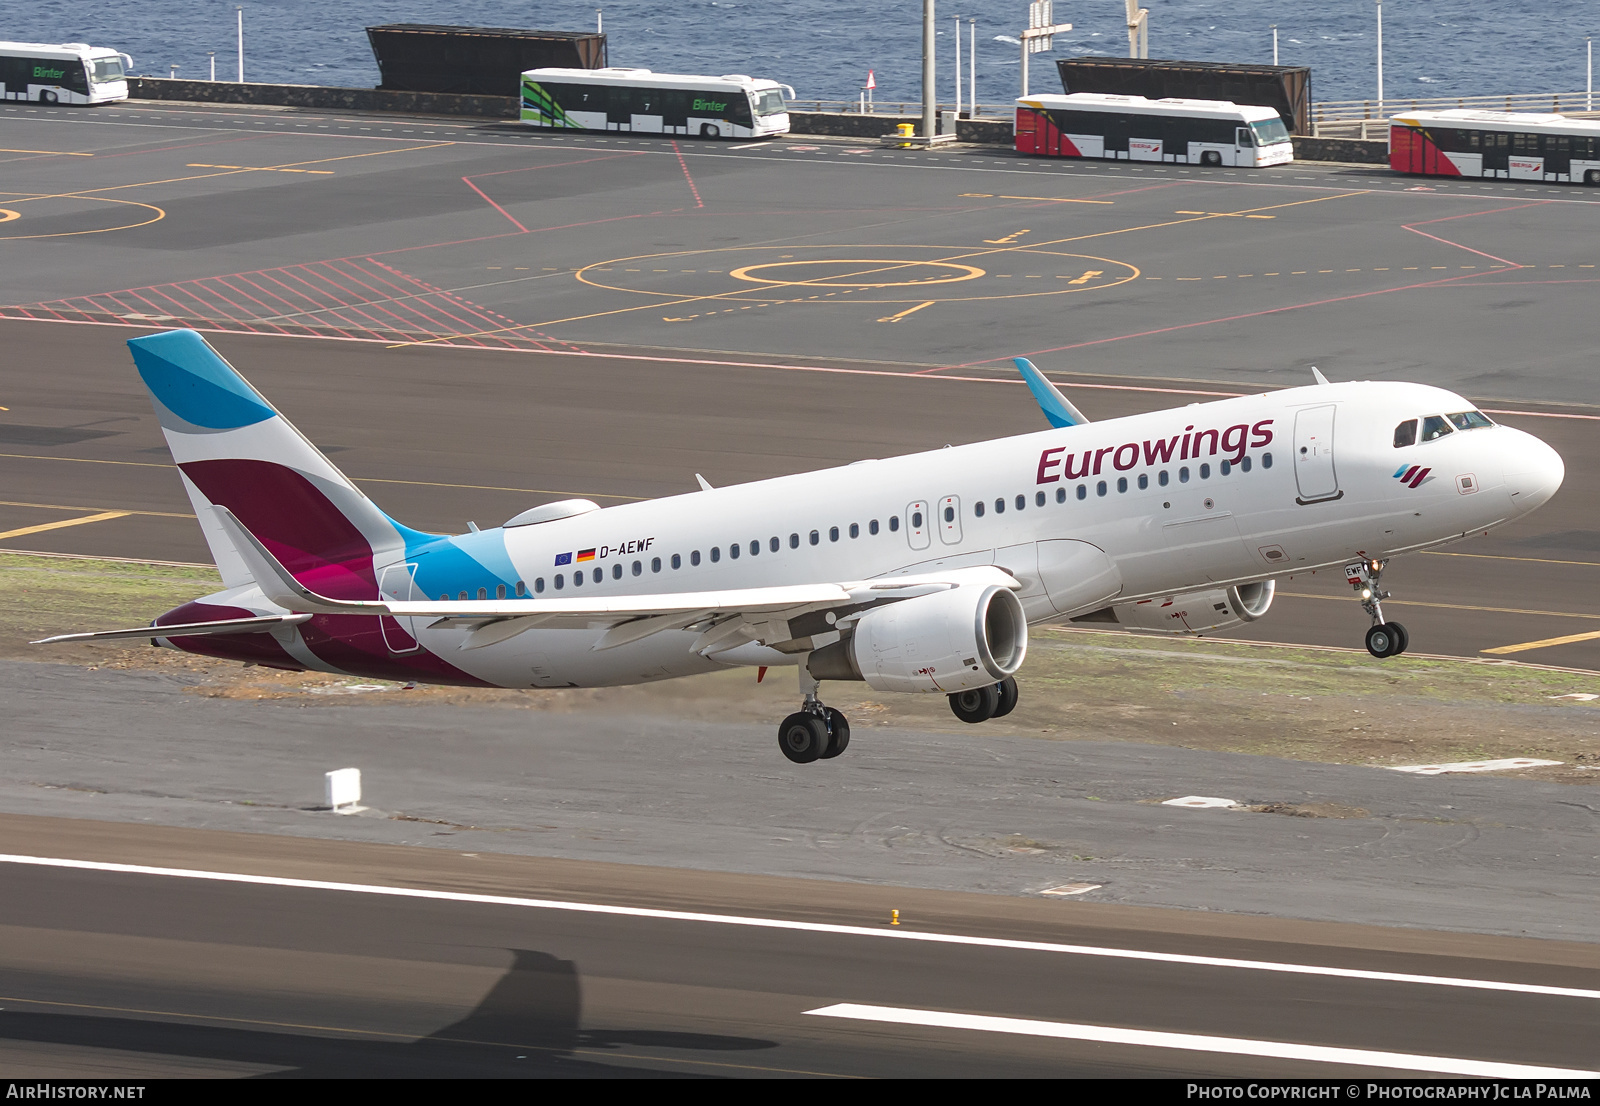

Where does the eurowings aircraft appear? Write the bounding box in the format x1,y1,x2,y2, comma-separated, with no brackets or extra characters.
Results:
39,330,1565,763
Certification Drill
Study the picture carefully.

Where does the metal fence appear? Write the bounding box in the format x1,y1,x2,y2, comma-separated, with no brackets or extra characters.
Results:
789,91,1600,141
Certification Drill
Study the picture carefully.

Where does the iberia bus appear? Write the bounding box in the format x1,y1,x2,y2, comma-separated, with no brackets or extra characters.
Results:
0,41,131,104
1389,109,1600,184
521,67,793,138
1015,93,1294,167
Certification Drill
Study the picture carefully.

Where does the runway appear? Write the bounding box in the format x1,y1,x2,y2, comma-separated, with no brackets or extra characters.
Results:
1,816,1596,1078
1,98,1598,1078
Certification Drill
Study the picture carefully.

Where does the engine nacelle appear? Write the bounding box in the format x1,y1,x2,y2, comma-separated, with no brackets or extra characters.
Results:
808,584,1027,693
1093,580,1275,635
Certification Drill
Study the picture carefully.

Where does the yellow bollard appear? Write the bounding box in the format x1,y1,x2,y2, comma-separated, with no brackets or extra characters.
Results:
891,908,900,926
896,122,914,138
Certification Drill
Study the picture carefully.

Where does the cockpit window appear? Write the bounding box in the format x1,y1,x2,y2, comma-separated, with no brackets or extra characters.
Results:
1393,419,1417,447
1446,410,1494,431
1420,415,1454,442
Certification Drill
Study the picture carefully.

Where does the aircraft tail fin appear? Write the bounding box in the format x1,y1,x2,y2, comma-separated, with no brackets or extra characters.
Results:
128,329,423,598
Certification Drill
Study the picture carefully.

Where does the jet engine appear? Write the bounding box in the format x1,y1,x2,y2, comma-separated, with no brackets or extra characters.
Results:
1081,580,1275,635
807,584,1027,693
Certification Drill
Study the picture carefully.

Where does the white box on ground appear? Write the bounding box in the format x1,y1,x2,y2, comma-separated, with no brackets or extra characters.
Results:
325,767,361,810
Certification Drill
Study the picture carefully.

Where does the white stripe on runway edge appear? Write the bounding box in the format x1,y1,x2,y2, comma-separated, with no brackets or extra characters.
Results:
3,854,1599,1002
804,1004,1600,1079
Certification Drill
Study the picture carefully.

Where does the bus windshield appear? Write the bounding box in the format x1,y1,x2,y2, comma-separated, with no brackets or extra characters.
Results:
751,88,787,117
1250,118,1291,146
91,56,124,82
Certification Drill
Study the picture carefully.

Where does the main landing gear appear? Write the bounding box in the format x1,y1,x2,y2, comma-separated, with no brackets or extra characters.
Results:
1346,559,1410,658
948,676,1020,724
778,667,851,764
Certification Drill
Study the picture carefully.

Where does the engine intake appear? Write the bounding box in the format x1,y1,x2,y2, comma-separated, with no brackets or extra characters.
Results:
808,584,1027,693
1081,580,1275,635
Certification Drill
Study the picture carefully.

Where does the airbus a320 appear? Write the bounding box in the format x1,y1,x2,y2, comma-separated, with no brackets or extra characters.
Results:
40,331,1565,763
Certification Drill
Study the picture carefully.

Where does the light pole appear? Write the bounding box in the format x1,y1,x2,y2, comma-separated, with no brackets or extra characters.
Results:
596,9,602,34
1376,0,1384,116
208,52,215,82
236,6,244,83
1272,24,1279,66
969,19,976,116
1588,36,1593,112
954,14,962,117
922,0,935,138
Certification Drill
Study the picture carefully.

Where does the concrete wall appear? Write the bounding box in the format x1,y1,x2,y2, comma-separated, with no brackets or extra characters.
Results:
122,80,1387,163
1292,136,1389,164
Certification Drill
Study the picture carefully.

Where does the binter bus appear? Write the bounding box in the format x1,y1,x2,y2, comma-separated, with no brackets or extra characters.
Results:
520,66,793,139
1389,109,1600,184
1016,92,1294,167
0,40,131,104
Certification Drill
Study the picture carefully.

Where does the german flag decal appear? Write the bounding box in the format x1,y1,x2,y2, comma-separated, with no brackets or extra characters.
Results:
575,548,597,562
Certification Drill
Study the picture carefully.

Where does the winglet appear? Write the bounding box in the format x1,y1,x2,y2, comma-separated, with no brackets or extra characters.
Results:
1013,358,1089,428
213,507,383,616
1311,366,1331,385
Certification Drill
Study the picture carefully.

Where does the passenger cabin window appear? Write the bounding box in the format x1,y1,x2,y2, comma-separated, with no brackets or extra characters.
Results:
1035,491,1046,507
1055,487,1066,503
889,516,900,531
1393,419,1418,447
869,519,880,535
975,501,985,517
1421,415,1454,442
612,563,623,579
1447,410,1494,431
534,578,545,593
672,553,682,569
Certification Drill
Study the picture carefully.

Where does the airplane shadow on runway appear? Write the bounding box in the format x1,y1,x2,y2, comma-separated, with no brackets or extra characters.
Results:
0,949,778,1078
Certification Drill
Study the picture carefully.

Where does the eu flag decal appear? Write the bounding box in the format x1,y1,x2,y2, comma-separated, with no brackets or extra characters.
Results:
554,552,573,566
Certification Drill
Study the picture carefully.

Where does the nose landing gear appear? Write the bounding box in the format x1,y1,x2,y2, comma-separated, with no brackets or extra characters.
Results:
778,666,851,764
1346,559,1410,658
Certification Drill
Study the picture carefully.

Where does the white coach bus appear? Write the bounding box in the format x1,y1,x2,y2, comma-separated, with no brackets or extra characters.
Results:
0,41,131,104
1389,108,1600,184
1016,93,1294,167
520,67,793,138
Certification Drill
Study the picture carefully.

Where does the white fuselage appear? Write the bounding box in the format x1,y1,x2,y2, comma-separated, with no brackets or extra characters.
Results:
325,380,1558,690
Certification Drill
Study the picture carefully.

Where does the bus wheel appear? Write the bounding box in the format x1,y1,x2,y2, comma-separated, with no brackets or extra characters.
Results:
699,123,720,138
1201,150,1221,167
39,91,57,104
1586,170,1600,185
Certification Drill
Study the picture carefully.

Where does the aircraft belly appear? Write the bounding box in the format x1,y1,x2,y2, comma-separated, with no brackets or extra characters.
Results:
417,625,722,689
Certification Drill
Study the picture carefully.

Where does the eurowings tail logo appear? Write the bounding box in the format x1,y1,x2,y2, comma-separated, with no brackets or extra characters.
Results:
1393,465,1433,489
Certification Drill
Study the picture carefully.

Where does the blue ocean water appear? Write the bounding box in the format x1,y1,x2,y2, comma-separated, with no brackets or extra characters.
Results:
9,1,1596,107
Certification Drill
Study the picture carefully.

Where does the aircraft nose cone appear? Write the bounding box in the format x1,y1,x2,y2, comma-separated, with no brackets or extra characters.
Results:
1503,431,1564,516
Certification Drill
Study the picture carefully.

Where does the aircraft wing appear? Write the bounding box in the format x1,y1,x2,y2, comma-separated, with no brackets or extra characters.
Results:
214,506,1019,653
1013,357,1090,428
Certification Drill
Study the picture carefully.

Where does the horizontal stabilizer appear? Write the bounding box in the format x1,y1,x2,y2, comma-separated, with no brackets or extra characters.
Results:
33,613,311,646
1013,357,1089,428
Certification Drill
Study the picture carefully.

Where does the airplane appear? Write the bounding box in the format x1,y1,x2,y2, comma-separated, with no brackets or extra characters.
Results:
37,329,1565,763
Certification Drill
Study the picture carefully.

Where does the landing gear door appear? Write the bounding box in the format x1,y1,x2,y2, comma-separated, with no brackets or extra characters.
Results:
905,501,931,550
378,562,422,654
1293,404,1342,504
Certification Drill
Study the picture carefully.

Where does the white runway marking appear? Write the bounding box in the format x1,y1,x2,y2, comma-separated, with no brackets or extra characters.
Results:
804,1003,1600,1078
1389,757,1562,775
2,854,1598,1002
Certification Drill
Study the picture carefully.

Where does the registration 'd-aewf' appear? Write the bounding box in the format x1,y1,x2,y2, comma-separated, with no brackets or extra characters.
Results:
41,331,1565,763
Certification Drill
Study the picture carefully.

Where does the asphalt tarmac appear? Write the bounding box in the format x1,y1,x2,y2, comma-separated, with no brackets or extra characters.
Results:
1,816,1596,1078
2,99,1598,1078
